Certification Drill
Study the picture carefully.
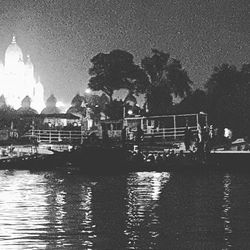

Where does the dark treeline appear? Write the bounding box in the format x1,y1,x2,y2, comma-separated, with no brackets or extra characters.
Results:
88,49,250,138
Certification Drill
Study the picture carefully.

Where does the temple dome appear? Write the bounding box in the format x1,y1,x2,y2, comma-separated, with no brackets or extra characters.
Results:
46,94,57,107
5,35,23,66
17,96,38,114
41,94,60,114
71,93,85,107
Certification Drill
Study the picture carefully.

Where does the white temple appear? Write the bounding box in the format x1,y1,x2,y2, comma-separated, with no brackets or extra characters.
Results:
0,35,45,112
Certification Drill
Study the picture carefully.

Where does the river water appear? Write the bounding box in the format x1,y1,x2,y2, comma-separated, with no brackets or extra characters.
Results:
0,168,250,249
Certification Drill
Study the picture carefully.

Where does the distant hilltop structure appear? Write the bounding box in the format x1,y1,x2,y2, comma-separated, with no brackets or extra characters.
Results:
0,35,45,112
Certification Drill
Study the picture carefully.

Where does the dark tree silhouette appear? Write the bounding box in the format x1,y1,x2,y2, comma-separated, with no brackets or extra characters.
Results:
67,94,86,116
206,63,250,137
71,93,85,107
104,99,124,120
88,50,149,102
0,103,18,130
177,89,208,113
206,64,241,97
84,93,110,121
141,49,192,115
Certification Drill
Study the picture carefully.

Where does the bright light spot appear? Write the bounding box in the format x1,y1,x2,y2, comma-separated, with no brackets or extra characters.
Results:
85,88,92,94
56,101,70,113
127,110,133,115
57,101,65,107
224,128,232,139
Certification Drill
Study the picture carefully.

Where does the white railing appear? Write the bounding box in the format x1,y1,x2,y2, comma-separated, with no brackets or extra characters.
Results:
108,130,122,138
24,129,86,143
128,126,197,141
25,125,198,144
145,126,197,139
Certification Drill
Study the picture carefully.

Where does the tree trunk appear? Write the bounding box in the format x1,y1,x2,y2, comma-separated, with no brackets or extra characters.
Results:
108,93,113,103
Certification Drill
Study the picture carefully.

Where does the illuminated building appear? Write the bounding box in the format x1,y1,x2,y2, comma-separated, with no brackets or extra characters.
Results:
0,35,45,112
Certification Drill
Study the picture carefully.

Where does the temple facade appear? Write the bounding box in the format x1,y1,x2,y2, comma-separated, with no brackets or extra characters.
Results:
0,35,45,112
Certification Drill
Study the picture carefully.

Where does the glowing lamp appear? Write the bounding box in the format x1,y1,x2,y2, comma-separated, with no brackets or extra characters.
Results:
127,110,133,115
85,88,92,94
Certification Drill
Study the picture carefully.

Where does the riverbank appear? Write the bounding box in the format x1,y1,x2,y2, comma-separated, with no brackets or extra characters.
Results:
0,137,249,173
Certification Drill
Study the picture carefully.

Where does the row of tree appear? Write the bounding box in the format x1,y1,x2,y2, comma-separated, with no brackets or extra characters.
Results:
88,49,250,137
88,49,191,113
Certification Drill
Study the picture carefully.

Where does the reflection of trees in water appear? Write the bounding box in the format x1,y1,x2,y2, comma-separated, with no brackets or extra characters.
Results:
229,172,250,249
91,176,128,249
44,172,96,249
124,172,171,249
157,171,225,249
222,173,232,249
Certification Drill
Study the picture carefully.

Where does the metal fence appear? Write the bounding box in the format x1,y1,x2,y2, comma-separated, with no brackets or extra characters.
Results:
127,126,197,141
24,112,207,144
24,129,86,143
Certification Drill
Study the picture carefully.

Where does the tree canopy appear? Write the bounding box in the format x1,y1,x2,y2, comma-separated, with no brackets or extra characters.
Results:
88,50,149,101
177,89,208,114
104,99,124,120
205,63,250,137
141,49,192,115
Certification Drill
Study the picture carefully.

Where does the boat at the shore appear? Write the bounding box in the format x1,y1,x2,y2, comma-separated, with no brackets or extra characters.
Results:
0,145,64,170
208,138,250,167
0,153,57,170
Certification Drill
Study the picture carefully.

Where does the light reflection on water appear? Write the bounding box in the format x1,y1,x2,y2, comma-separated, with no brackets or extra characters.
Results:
0,170,96,250
125,172,171,250
0,170,49,249
0,169,250,249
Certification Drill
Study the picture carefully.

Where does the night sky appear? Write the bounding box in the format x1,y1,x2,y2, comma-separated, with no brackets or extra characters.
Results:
0,0,249,106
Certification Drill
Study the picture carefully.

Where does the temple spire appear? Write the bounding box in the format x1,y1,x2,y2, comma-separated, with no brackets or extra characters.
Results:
12,34,16,44
27,54,32,63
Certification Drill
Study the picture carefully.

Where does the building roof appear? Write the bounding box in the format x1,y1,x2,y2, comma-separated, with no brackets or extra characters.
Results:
42,113,80,119
16,113,80,120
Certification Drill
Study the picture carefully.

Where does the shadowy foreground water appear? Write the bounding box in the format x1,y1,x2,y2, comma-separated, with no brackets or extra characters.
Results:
0,167,250,249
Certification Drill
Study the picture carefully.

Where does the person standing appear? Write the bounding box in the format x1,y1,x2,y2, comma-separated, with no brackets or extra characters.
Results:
102,127,109,145
184,126,192,151
121,126,127,148
135,125,144,144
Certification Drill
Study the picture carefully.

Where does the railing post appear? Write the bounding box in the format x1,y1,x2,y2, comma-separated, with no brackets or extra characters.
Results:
173,115,176,140
80,127,83,144
196,113,199,130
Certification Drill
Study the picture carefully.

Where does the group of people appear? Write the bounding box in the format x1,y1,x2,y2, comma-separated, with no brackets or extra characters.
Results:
184,124,216,160
128,148,190,165
121,125,143,147
184,124,234,158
